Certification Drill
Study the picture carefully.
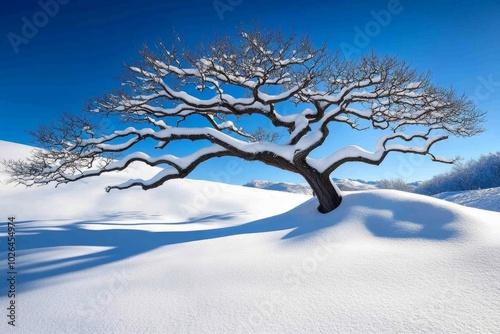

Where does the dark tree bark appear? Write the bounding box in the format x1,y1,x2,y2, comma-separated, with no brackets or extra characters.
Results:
297,165,342,213
3,29,484,215
308,174,342,213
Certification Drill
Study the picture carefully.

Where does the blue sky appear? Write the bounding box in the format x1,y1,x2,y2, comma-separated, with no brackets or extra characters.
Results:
1,0,499,185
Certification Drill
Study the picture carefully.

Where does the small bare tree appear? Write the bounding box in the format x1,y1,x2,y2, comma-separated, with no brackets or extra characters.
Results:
3,29,484,213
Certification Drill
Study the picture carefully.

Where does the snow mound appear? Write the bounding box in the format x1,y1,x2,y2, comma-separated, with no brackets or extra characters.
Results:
1,141,499,333
433,187,500,212
0,139,35,163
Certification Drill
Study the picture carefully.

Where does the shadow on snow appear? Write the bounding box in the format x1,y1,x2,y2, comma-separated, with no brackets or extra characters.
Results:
0,191,459,293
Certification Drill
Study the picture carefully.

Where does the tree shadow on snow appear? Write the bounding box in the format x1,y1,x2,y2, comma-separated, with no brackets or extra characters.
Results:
0,191,459,293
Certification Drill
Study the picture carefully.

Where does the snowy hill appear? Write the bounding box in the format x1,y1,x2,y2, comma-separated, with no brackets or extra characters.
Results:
1,140,500,333
433,187,500,212
244,178,500,213
244,177,377,194
0,140,35,163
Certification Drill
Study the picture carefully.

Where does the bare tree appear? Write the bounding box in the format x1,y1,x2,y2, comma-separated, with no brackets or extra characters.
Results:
3,29,484,213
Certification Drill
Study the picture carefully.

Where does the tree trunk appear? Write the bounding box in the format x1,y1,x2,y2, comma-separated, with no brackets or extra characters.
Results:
301,169,342,213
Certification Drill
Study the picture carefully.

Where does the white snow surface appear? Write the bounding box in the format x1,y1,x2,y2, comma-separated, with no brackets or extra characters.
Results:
433,187,500,212
1,140,500,333
246,179,500,212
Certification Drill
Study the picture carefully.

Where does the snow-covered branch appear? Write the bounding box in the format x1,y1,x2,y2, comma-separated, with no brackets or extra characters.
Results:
3,29,484,213
308,130,452,175
104,145,230,191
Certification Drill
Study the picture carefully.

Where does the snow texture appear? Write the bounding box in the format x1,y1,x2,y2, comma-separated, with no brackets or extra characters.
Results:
433,187,500,212
245,178,499,212
1,140,499,333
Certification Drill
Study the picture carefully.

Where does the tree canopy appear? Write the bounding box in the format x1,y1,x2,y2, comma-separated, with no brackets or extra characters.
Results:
3,29,484,213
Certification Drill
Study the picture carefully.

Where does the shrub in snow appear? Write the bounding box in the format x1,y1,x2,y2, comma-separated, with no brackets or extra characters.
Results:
416,152,500,195
378,178,415,192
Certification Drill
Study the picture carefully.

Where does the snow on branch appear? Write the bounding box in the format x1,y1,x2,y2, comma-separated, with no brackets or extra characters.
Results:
3,29,484,213
308,129,452,175
104,145,230,191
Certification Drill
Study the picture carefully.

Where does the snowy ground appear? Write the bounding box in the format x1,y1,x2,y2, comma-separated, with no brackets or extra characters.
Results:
433,187,500,212
245,179,500,213
1,140,500,333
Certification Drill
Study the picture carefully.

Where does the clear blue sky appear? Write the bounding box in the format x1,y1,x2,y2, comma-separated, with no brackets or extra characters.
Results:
1,0,499,185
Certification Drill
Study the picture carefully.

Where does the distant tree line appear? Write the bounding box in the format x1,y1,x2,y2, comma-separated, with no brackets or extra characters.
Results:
377,178,416,192
378,152,500,195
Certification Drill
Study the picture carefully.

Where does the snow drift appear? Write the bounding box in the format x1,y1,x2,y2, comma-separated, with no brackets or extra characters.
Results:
433,187,500,212
0,140,499,333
